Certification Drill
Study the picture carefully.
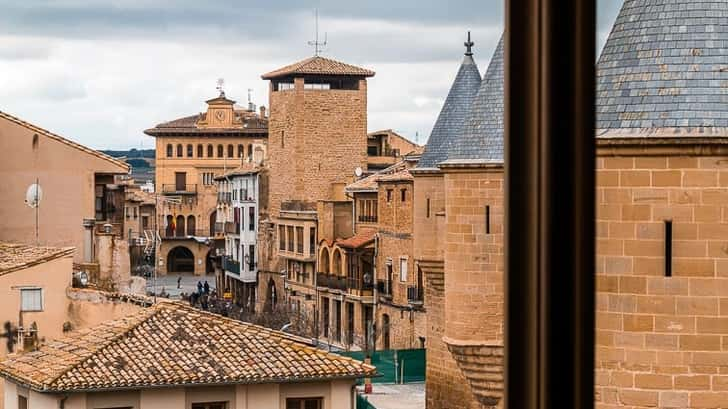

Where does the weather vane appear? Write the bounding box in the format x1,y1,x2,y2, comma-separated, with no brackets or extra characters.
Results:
464,31,474,56
307,9,328,56
216,78,225,97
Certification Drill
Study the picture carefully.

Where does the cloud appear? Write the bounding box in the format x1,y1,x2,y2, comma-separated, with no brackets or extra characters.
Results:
0,0,623,149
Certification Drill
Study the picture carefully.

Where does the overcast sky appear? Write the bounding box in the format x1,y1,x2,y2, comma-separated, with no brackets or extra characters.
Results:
0,0,623,150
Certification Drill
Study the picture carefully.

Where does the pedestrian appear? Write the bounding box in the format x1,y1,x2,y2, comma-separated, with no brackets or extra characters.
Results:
203,280,210,294
177,276,182,289
197,281,203,295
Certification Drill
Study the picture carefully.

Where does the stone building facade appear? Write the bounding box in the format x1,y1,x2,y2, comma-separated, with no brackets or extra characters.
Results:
419,1,728,408
256,56,375,322
145,92,267,276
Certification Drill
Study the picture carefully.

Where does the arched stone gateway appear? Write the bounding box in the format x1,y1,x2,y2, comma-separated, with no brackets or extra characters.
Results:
167,246,194,273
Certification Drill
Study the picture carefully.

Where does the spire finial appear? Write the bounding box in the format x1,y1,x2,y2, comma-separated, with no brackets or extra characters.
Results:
464,31,474,56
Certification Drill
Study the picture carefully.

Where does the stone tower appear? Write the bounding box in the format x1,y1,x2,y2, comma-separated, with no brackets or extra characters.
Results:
262,56,375,216
593,1,728,408
411,34,484,409
256,56,375,314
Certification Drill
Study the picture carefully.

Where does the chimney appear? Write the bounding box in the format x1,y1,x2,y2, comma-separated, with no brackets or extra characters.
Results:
82,219,96,263
259,105,266,119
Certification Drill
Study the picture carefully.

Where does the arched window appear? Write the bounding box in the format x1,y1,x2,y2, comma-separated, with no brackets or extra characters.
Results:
176,144,183,157
237,144,244,158
176,215,185,237
247,144,253,160
186,144,193,157
319,247,330,274
227,144,234,158
186,215,196,236
207,144,213,157
197,144,203,157
333,249,342,276
217,145,223,158
166,144,173,157
165,215,174,237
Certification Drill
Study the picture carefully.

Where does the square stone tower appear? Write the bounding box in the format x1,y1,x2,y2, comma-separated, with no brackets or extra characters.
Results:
262,56,375,216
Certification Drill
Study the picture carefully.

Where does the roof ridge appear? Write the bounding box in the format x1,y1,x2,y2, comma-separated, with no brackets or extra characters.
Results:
0,111,129,172
46,307,161,390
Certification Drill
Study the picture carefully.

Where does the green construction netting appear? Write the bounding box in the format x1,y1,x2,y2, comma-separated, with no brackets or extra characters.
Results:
340,348,426,384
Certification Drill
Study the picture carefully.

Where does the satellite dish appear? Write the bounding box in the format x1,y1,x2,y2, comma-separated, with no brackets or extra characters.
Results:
354,167,363,177
25,184,42,208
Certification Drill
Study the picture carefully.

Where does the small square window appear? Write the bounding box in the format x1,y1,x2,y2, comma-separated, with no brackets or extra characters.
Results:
20,288,43,312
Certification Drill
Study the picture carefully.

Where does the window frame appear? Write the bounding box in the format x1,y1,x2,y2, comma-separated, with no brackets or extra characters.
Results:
20,287,43,312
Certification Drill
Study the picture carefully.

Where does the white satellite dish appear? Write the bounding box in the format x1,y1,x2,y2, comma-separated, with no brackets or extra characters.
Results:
25,184,42,208
354,167,363,177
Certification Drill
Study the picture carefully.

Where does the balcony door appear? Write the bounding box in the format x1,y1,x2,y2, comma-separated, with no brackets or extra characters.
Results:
175,172,186,191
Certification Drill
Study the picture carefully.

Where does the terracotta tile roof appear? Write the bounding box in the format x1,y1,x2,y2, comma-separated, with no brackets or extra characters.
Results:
261,56,375,79
0,111,129,172
0,242,74,277
144,111,268,136
336,229,377,249
377,169,413,183
345,160,412,193
214,164,261,181
0,301,376,392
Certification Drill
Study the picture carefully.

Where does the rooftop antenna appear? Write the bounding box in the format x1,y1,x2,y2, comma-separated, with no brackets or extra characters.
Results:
216,78,225,97
307,9,327,56
464,31,474,56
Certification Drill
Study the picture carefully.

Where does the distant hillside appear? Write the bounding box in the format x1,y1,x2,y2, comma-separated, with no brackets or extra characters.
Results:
101,149,155,182
102,148,155,159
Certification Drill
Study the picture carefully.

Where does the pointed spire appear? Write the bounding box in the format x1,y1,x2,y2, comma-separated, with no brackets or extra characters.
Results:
464,31,474,56
445,34,504,163
418,36,482,169
596,0,728,131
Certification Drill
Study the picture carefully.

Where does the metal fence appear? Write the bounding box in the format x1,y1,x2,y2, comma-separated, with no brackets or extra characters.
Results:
340,348,426,384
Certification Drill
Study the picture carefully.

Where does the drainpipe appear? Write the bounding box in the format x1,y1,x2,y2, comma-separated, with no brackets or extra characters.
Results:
59,394,69,409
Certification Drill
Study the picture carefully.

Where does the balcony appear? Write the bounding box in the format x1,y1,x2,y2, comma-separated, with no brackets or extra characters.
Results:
162,184,197,195
407,286,424,305
377,280,393,298
347,277,374,292
357,215,378,223
223,256,240,275
224,222,240,234
217,192,232,204
316,273,352,292
158,229,210,239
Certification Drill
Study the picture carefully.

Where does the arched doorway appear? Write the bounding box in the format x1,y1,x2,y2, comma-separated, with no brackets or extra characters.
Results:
382,314,391,350
209,211,217,236
167,246,194,273
165,215,174,237
175,215,185,237
187,215,196,236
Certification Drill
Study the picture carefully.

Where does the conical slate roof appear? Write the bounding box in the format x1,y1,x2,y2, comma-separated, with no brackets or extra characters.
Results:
596,0,728,133
418,47,482,169
443,35,505,163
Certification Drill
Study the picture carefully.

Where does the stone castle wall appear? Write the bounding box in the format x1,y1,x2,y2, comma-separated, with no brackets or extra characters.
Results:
594,151,728,409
